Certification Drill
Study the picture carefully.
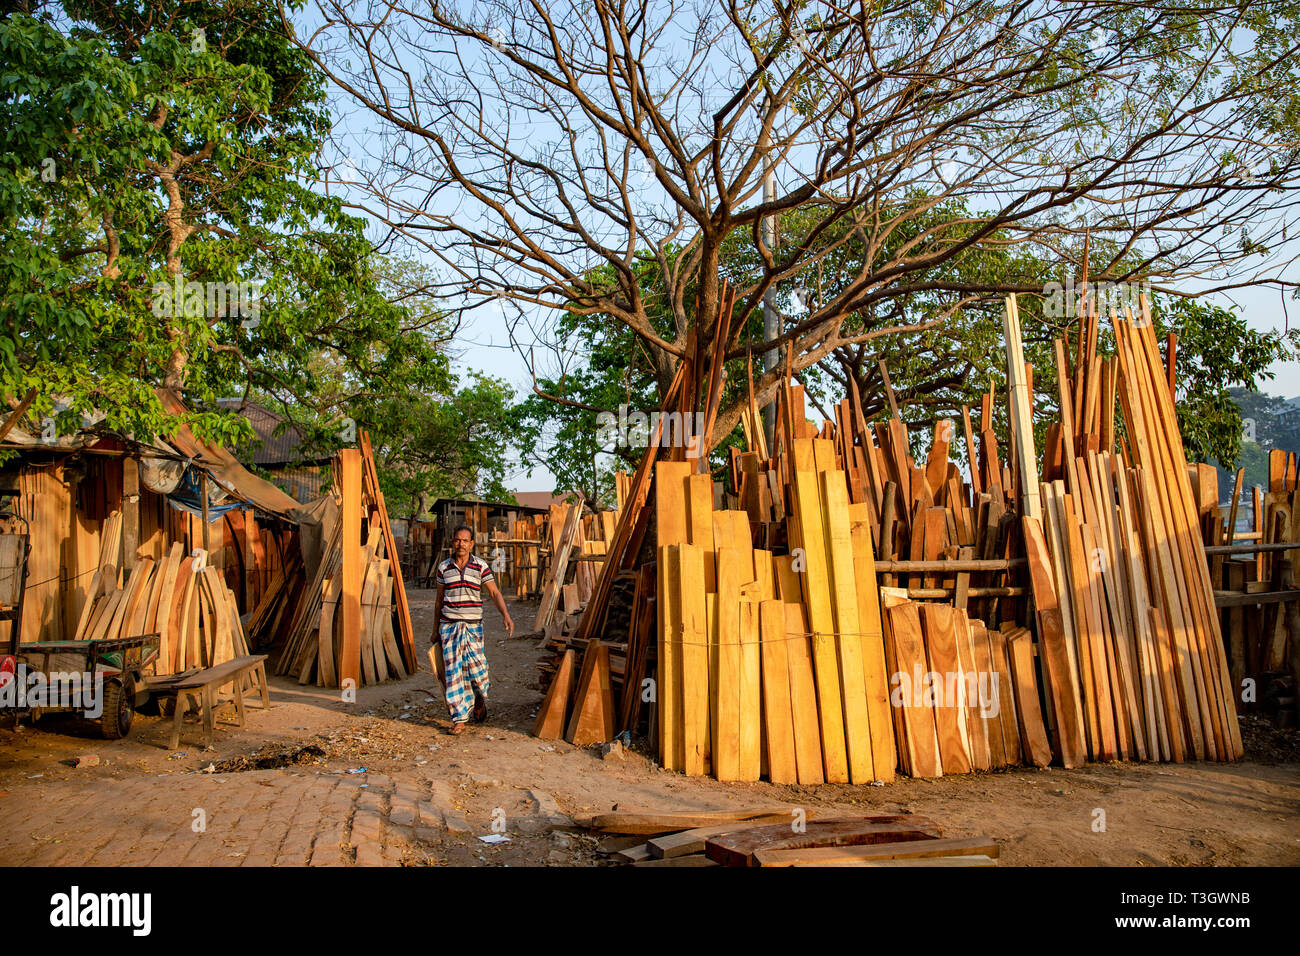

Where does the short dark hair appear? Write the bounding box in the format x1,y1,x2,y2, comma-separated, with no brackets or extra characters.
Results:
453,525,474,540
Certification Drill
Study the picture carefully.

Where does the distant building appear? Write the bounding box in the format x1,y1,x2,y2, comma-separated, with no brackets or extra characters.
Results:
218,398,331,503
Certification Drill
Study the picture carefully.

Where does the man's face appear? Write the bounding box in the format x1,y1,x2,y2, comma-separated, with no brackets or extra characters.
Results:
453,531,473,557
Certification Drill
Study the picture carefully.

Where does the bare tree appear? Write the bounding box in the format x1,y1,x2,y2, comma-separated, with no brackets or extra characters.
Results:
285,0,1300,444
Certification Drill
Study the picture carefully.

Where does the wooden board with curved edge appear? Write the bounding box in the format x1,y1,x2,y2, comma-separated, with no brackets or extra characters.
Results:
317,577,338,689
884,600,943,778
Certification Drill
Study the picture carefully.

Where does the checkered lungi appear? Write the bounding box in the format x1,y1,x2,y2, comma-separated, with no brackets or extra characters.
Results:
438,620,489,723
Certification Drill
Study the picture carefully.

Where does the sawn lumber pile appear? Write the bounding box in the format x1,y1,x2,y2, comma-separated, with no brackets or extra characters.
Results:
274,434,417,688
532,290,1243,780
71,514,252,674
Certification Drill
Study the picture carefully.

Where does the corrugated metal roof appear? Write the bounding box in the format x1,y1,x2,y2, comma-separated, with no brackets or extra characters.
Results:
217,398,329,466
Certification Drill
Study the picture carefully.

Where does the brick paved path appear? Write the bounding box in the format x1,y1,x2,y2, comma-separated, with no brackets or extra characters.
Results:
0,769,478,867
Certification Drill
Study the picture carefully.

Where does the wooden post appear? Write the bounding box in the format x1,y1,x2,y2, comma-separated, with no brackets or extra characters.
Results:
339,449,363,689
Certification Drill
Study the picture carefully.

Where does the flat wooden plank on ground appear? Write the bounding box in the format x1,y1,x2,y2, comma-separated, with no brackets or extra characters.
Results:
648,824,757,859
754,836,999,867
588,806,816,836
705,816,942,868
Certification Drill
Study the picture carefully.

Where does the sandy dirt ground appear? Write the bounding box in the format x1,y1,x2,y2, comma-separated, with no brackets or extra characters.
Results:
1,585,1298,866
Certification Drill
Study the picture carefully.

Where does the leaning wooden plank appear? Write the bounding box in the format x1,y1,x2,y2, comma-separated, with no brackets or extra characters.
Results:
686,472,716,592
534,648,576,739
737,598,762,781
338,449,363,690
1006,628,1053,767
759,599,797,785
359,431,417,672
1002,295,1042,520
754,836,999,867
919,604,972,774
849,503,896,782
705,816,942,868
1021,516,1087,767
588,806,819,836
821,472,874,784
884,601,943,778
72,569,104,642
317,577,339,688
987,627,1022,765
1134,311,1241,758
565,640,614,746
657,543,683,772
1113,316,1209,758
782,599,824,785
677,542,709,775
656,461,693,771
953,609,992,771
969,623,1007,769
791,440,849,782
712,547,743,781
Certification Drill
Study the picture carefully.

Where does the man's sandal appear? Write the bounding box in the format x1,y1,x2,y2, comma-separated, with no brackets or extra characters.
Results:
472,696,488,724
447,722,465,736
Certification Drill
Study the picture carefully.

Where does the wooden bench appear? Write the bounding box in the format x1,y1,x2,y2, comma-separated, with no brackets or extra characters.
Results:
147,655,270,749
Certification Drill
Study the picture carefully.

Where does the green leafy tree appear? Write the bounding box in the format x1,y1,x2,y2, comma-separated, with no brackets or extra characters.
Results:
0,0,444,448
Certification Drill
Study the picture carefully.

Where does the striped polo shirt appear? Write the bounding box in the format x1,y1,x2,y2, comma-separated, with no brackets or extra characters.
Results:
437,554,495,622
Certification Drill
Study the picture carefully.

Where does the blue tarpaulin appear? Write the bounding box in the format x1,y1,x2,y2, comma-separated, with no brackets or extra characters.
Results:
166,464,246,521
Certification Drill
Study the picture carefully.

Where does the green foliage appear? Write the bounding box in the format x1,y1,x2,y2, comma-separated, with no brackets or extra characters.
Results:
0,1,445,450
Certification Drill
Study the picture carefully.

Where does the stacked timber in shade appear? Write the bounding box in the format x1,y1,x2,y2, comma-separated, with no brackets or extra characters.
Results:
273,433,417,687
70,530,253,674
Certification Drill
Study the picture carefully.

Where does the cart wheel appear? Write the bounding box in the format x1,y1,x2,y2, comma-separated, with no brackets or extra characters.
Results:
99,679,133,739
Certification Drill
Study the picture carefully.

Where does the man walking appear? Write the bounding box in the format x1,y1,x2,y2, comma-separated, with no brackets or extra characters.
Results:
432,525,514,734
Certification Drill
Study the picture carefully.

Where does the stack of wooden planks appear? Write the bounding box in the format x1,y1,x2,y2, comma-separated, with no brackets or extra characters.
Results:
1031,295,1242,761
273,434,416,687
1206,449,1300,705
535,287,1243,778
72,539,253,674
